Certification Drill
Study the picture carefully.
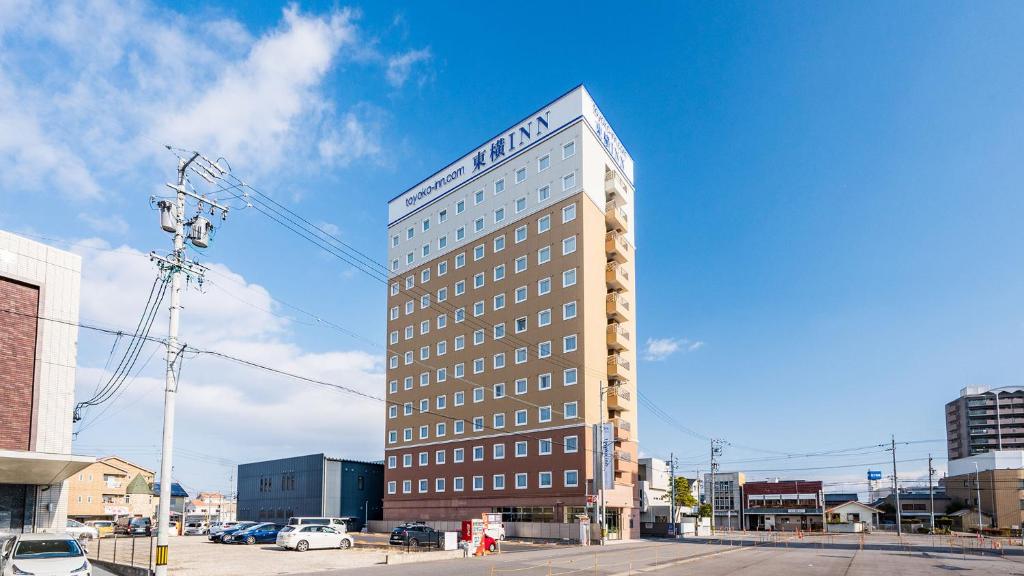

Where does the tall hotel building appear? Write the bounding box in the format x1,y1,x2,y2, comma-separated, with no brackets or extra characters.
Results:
383,86,639,538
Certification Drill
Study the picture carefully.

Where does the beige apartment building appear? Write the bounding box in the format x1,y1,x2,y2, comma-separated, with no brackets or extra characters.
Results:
383,86,639,538
67,456,155,521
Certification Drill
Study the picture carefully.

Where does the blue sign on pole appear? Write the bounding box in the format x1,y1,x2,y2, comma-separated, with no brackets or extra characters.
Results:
867,470,882,481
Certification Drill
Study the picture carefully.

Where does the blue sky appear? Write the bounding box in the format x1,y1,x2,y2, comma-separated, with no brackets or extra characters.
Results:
1,1,1022,495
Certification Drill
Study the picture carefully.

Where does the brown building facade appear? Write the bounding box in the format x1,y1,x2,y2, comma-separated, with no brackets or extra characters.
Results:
66,456,155,521
383,87,639,537
946,467,1024,531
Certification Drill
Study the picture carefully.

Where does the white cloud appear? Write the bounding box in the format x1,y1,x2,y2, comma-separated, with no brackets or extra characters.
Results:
77,213,129,235
385,47,431,88
70,240,384,472
643,337,705,361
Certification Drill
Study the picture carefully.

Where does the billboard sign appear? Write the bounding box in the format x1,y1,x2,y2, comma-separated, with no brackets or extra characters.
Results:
867,470,882,481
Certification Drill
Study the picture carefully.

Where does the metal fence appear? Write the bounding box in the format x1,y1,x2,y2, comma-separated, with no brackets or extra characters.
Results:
366,520,597,542
85,533,154,572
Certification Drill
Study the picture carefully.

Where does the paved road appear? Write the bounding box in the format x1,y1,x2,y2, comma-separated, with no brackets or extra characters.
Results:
294,533,1023,576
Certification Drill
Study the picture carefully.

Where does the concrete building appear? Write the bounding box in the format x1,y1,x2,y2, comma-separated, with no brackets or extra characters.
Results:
874,489,951,527
704,472,745,530
0,231,94,533
237,454,383,530
638,458,670,525
382,86,639,538
946,450,1024,531
66,456,154,521
825,500,880,530
946,385,1024,460
186,492,236,523
742,479,823,531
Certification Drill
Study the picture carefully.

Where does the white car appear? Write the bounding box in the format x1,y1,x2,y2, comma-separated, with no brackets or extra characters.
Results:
183,522,209,535
485,522,505,541
276,525,354,552
65,519,99,540
0,533,91,576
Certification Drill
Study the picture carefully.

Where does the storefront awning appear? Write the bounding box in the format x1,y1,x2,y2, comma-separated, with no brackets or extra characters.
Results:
0,449,95,485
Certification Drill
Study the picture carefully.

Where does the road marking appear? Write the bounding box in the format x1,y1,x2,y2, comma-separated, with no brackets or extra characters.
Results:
605,545,755,576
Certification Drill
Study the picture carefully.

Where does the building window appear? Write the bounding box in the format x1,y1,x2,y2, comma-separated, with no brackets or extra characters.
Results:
514,441,528,458
388,405,398,419
454,448,465,463
563,334,578,352
562,172,576,191
474,244,486,261
563,268,577,287
539,373,552,390
515,196,527,213
538,309,552,327
494,264,505,281
538,214,551,233
388,481,397,494
457,199,466,214
388,430,397,444
455,280,465,295
562,204,576,223
515,286,527,303
419,452,429,466
454,391,465,406
515,409,528,426
403,480,412,494
454,363,464,378
435,478,445,492
473,446,484,461
494,295,506,311
456,226,466,241
538,341,552,358
418,479,428,493
494,208,505,223
538,154,550,172
494,235,505,252
455,335,465,350
473,417,484,432
436,422,447,436
474,329,485,346
493,353,506,369
474,272,485,289
564,401,578,419
439,209,448,223
515,347,528,364
403,454,413,467
473,358,485,374
474,387,485,402
494,474,506,490
538,185,550,202
538,472,553,488
454,477,464,492
562,236,576,255
538,277,551,295
494,413,506,429
515,256,527,273
438,261,448,276
493,382,505,398
419,425,429,439
474,217,485,233
562,140,575,159
515,379,528,395
564,436,578,453
538,406,552,422
515,473,528,489
436,395,447,409
455,252,466,268
421,268,431,284
473,476,484,491
495,179,505,194
515,225,527,243
564,470,579,487
475,189,485,205
563,301,577,319
493,443,505,459
537,246,551,265
564,368,578,386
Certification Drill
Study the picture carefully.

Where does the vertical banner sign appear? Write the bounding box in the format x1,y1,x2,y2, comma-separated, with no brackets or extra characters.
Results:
593,423,614,490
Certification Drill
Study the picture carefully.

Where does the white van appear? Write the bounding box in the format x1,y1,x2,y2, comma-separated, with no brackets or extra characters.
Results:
286,517,352,533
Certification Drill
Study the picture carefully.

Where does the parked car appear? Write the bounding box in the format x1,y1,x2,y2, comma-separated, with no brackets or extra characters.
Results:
223,523,284,545
389,524,442,548
117,517,153,536
65,519,99,540
184,522,210,535
207,521,238,538
485,522,506,541
286,517,354,533
277,525,354,551
211,521,257,543
0,533,90,576
86,520,116,538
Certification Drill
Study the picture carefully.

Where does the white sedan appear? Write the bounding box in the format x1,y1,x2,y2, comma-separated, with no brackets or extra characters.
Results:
276,525,354,552
0,533,91,576
65,519,99,540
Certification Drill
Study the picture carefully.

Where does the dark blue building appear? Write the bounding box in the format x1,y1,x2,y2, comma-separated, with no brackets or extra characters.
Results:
236,454,383,530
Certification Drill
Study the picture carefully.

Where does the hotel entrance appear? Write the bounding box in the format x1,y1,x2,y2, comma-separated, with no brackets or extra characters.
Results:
605,509,622,540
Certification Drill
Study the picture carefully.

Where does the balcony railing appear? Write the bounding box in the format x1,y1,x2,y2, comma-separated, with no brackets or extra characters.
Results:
605,232,631,263
605,171,629,206
605,202,629,232
608,386,631,411
608,354,631,380
607,322,631,350
606,262,630,290
606,292,631,321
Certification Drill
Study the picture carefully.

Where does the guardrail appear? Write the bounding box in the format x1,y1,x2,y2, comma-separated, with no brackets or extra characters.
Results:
85,532,154,574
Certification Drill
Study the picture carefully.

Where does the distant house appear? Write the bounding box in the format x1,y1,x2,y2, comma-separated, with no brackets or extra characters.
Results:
826,501,881,530
947,509,992,532
824,493,859,508
152,482,190,518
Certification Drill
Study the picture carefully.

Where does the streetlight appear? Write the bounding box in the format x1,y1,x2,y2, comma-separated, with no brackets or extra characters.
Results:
973,462,982,534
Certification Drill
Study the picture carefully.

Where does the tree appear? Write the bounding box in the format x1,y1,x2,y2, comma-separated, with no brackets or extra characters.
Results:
697,503,712,519
660,477,697,508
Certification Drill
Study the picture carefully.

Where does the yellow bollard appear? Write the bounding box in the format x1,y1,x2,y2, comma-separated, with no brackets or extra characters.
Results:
548,561,552,576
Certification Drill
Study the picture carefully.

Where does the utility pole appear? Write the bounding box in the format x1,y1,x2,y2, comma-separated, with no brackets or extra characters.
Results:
152,151,229,576
888,435,902,536
927,454,935,533
709,439,723,534
668,453,675,537
598,380,607,545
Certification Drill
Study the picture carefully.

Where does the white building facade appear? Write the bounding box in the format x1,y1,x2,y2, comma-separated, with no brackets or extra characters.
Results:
0,231,94,533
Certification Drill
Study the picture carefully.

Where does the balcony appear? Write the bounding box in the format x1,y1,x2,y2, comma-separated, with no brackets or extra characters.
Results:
614,450,638,475
611,418,632,440
605,202,629,232
608,354,631,381
606,262,630,290
606,293,631,322
608,386,631,411
605,232,631,263
607,322,631,351
605,171,629,206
